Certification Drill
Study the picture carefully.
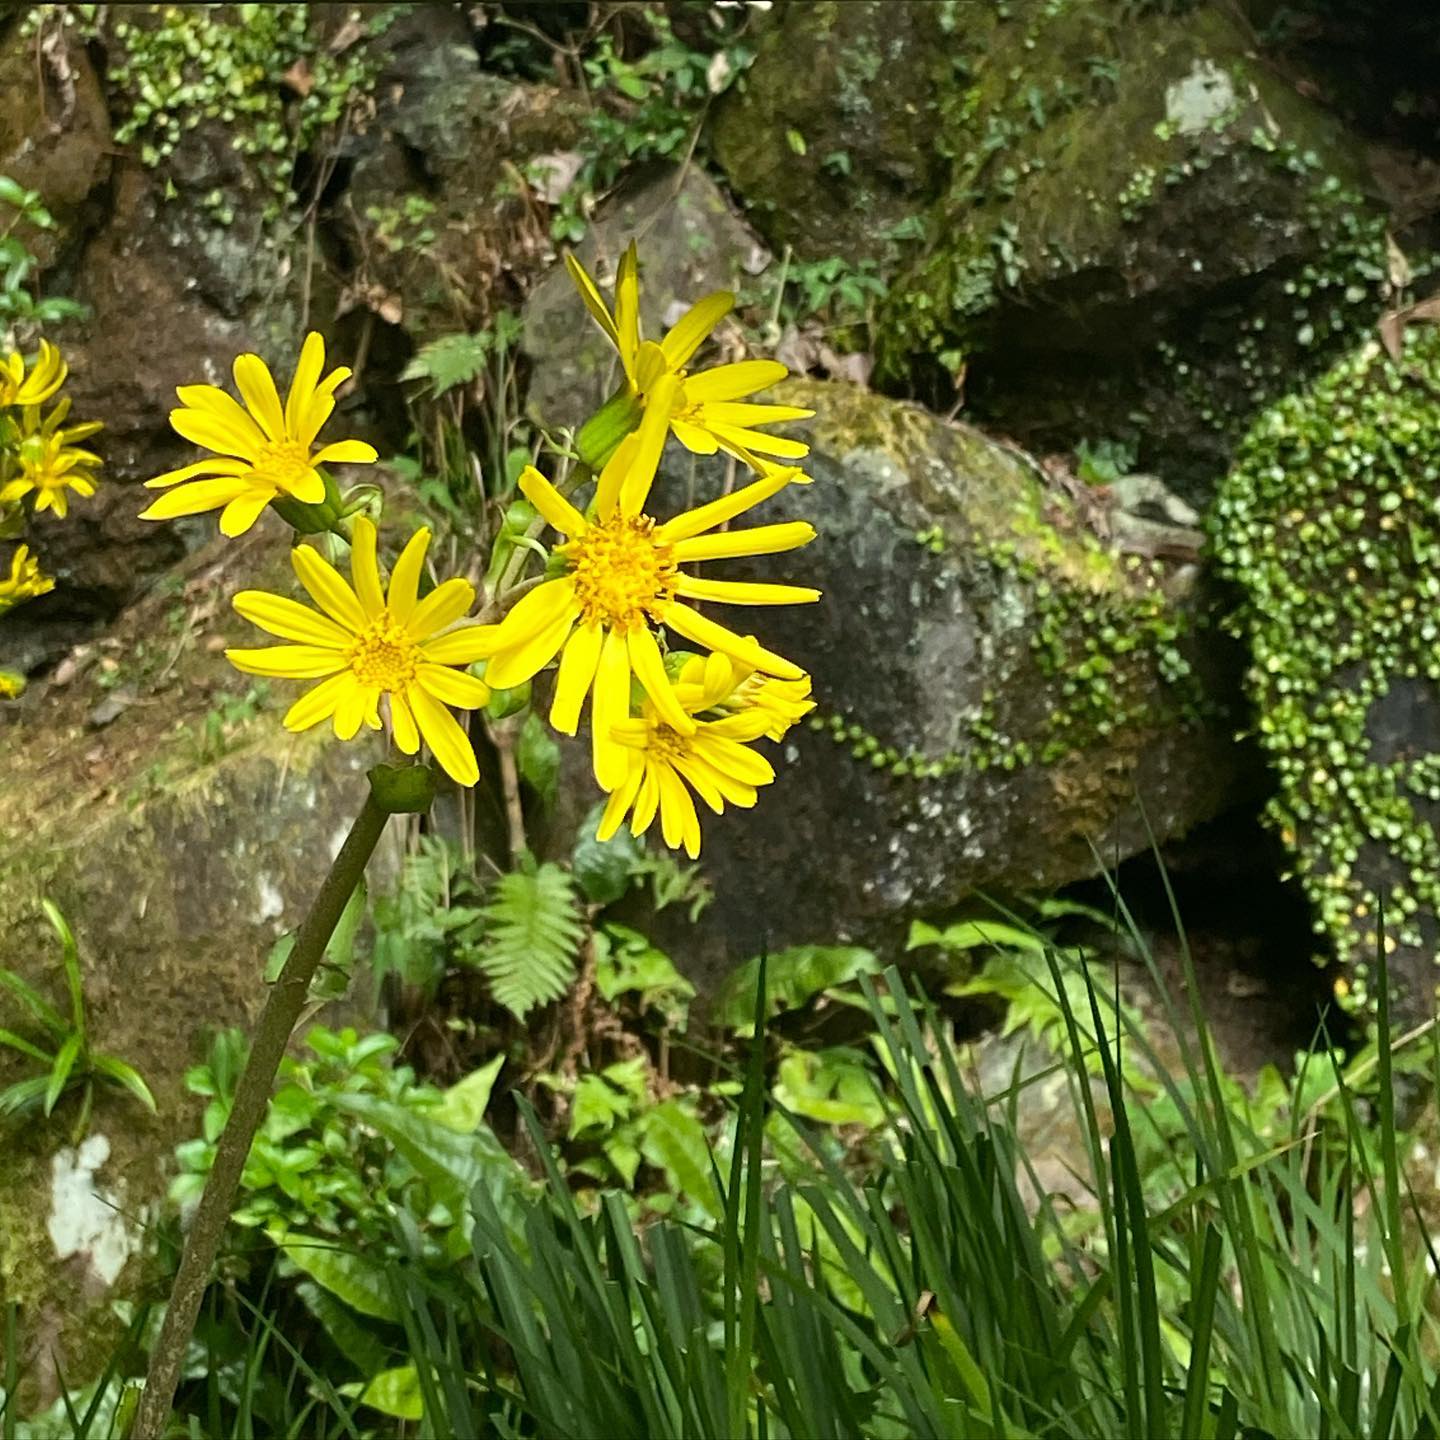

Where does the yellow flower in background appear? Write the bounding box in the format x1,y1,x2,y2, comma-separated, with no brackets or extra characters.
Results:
482,424,818,787
0,340,66,409
0,543,54,615
676,652,814,741
567,240,814,465
140,331,377,537
597,652,785,858
0,400,103,519
226,516,496,785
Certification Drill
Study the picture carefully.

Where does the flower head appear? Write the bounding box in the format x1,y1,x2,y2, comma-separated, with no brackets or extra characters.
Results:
225,516,496,785
597,652,792,858
0,341,66,409
0,543,54,615
567,241,814,467
0,399,102,519
676,652,814,741
140,331,378,537
480,421,818,787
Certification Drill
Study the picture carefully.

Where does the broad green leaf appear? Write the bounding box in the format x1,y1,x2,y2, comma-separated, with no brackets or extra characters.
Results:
714,945,879,1033
274,1233,400,1321
595,924,693,1011
430,1053,504,1133
572,803,642,905
345,1366,424,1421
907,918,1047,954
638,1098,716,1215
295,1280,389,1375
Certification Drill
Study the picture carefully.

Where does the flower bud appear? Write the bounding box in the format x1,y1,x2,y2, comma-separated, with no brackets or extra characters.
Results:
575,384,643,471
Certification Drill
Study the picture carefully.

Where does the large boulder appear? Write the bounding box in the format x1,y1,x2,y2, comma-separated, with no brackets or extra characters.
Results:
712,0,1400,502
0,529,395,1407
1212,326,1440,1021
629,381,1256,986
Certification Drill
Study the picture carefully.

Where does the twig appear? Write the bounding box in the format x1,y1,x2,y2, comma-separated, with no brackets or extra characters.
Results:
491,717,528,862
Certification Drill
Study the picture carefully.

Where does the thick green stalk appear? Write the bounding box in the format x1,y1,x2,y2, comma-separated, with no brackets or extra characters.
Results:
131,764,434,1438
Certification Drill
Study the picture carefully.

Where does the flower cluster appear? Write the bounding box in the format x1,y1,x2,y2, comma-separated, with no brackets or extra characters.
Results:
0,340,105,694
141,244,819,853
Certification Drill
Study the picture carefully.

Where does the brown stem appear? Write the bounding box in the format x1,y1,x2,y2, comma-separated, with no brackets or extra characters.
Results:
131,765,434,1438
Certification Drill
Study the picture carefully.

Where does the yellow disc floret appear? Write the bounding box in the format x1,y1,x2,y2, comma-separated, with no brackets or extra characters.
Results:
560,515,678,632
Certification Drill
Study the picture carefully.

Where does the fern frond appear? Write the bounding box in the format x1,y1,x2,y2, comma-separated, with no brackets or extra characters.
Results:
467,864,584,1020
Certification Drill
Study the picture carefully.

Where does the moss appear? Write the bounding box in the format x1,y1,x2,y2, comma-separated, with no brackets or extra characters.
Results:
1212,328,1440,1014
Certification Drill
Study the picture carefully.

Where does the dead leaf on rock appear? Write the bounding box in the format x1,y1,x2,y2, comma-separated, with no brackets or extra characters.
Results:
1378,292,1440,362
282,59,314,97
528,151,584,206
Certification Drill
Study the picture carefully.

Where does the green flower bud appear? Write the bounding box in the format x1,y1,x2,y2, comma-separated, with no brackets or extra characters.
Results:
575,385,644,471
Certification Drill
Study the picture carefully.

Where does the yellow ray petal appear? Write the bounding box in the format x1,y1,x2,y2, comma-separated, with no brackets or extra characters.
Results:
683,746,759,806
703,421,809,459
174,384,270,452
138,476,252,521
615,240,640,379
219,490,276,537
519,465,587,538
389,690,420,753
594,432,639,518
698,401,815,426
296,390,337,449
661,602,803,680
225,645,347,678
232,353,287,442
333,682,371,741
656,765,700,857
620,372,681,518
349,515,385,618
169,408,261,461
654,466,802,544
591,629,631,790
492,576,578,652
628,626,696,734
284,332,326,438
672,521,816,563
292,544,367,632
486,607,576,690
631,765,660,835
234,590,352,647
407,577,477,640
565,250,622,351
415,662,491,710
681,359,788,403
282,672,355,732
421,624,503,665
674,577,821,606
386,525,431,623
410,686,480,786
550,622,603,735
660,290,733,370
671,753,725,814
313,439,378,466
597,764,644,840
670,418,720,455
694,731,775,787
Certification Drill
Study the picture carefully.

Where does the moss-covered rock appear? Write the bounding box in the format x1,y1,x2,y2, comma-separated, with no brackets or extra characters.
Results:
872,0,1396,500
634,379,1253,985
709,0,951,263
1212,327,1440,1019
0,532,393,1410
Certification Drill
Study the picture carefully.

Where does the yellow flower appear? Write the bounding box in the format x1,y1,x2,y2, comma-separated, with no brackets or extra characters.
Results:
0,543,54,615
225,516,496,786
567,241,814,465
0,400,102,519
0,668,24,699
140,331,378,537
0,341,66,409
482,420,818,787
596,652,786,858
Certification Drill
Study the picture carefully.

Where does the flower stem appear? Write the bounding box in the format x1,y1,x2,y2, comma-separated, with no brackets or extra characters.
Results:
132,764,434,1438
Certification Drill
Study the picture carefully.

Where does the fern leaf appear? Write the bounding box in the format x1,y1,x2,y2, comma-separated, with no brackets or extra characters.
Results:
468,864,583,1019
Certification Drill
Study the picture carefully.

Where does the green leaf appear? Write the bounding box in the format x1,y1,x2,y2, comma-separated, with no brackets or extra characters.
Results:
274,1233,400,1321
430,1054,504,1133
346,1366,424,1421
595,925,693,1011
400,332,491,397
0,1075,50,1116
295,1280,390,1375
44,1033,81,1115
464,863,583,1019
713,945,879,1033
906,918,1047,954
786,127,807,156
42,900,84,1034
517,712,560,811
572,802,642,905
638,1098,716,1214
327,880,367,973
264,931,297,982
0,966,65,1036
0,1027,50,1064
92,1053,157,1114
773,1046,885,1128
